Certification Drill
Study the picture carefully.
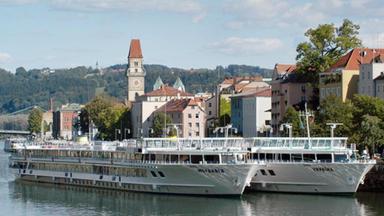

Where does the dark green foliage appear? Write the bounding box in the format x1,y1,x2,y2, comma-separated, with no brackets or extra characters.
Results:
313,95,353,137
28,108,42,134
295,19,361,108
83,96,130,140
0,64,271,114
152,112,172,137
280,106,303,137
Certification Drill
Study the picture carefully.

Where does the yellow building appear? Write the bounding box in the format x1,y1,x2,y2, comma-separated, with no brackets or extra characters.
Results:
319,48,384,102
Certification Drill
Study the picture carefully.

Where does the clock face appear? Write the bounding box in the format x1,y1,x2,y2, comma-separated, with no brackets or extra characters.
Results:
130,78,142,89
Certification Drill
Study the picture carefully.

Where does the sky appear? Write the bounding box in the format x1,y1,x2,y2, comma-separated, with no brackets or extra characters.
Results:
1,0,384,72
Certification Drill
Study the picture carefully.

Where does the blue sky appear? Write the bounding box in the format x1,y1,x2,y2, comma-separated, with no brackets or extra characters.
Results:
1,0,384,72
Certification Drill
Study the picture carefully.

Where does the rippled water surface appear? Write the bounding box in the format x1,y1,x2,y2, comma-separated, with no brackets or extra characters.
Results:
1,141,383,216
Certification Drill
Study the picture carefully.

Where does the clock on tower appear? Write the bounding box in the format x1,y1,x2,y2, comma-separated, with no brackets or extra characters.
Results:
127,39,145,102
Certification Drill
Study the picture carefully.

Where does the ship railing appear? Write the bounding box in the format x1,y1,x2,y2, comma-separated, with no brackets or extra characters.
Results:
139,137,348,150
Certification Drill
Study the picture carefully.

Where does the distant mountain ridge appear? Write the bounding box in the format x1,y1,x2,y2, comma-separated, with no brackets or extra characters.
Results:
0,64,272,113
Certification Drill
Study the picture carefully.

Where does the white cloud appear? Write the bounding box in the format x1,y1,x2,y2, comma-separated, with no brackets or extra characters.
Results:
223,0,384,30
0,52,11,63
208,37,282,56
0,0,206,22
51,0,206,22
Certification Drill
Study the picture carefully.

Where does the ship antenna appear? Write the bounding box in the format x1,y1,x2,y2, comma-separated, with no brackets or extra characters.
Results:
299,102,313,148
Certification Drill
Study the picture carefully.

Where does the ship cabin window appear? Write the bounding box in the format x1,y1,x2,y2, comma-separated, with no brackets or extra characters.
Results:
260,169,267,176
158,171,165,178
204,155,220,164
150,171,157,177
281,154,290,161
252,154,259,160
317,154,332,162
268,170,276,176
266,154,273,161
259,153,266,160
291,154,302,162
179,155,190,163
303,154,316,162
191,155,203,164
334,154,347,162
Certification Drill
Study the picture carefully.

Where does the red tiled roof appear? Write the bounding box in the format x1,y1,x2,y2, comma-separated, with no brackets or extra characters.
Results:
221,76,263,85
327,48,384,72
128,39,143,58
274,64,296,74
145,85,194,97
231,87,271,98
157,98,202,112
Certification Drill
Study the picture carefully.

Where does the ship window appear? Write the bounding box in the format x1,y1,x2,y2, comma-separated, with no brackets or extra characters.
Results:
317,154,332,162
281,154,290,161
204,155,220,164
191,155,203,164
260,169,267,176
158,171,165,178
268,170,276,176
291,154,302,162
334,154,347,162
303,154,316,162
266,154,273,160
150,171,157,177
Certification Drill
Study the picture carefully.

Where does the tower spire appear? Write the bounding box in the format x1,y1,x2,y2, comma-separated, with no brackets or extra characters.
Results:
127,39,145,102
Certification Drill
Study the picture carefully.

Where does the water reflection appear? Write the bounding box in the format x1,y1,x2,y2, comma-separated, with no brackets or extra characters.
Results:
6,181,383,216
9,182,253,216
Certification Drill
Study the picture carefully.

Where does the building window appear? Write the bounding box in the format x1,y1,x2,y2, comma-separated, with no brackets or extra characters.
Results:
135,69,138,73
195,114,199,118
191,106,195,109
189,123,192,127
134,61,138,66
208,103,212,107
189,132,192,137
196,123,199,128
196,131,200,136
188,114,192,118
208,111,212,115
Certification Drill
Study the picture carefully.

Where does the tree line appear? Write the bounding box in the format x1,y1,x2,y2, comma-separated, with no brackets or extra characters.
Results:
0,64,272,114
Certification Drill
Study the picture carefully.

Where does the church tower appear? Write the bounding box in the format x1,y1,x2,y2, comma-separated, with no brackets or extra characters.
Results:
127,39,145,102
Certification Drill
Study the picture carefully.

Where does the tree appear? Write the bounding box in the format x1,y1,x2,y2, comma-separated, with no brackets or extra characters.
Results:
296,19,361,108
84,96,130,140
360,115,384,155
315,95,353,137
296,19,361,76
219,97,231,126
28,108,43,134
280,106,303,137
152,112,172,137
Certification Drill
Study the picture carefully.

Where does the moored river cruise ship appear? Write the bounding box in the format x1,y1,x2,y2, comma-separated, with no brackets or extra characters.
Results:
8,138,260,196
244,137,376,194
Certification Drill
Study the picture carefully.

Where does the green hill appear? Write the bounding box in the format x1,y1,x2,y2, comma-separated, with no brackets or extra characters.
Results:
0,64,272,113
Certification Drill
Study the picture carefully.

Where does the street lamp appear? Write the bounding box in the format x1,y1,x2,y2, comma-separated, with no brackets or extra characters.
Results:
115,129,121,141
280,123,292,137
124,128,130,139
326,123,343,137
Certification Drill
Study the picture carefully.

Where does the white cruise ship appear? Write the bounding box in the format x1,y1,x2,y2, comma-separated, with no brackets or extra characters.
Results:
244,137,376,194
8,138,260,196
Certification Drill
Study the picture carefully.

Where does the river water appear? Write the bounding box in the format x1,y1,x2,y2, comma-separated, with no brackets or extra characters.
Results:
1,141,383,216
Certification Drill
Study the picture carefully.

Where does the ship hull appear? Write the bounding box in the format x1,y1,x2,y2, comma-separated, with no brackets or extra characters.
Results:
249,162,374,194
10,161,258,196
